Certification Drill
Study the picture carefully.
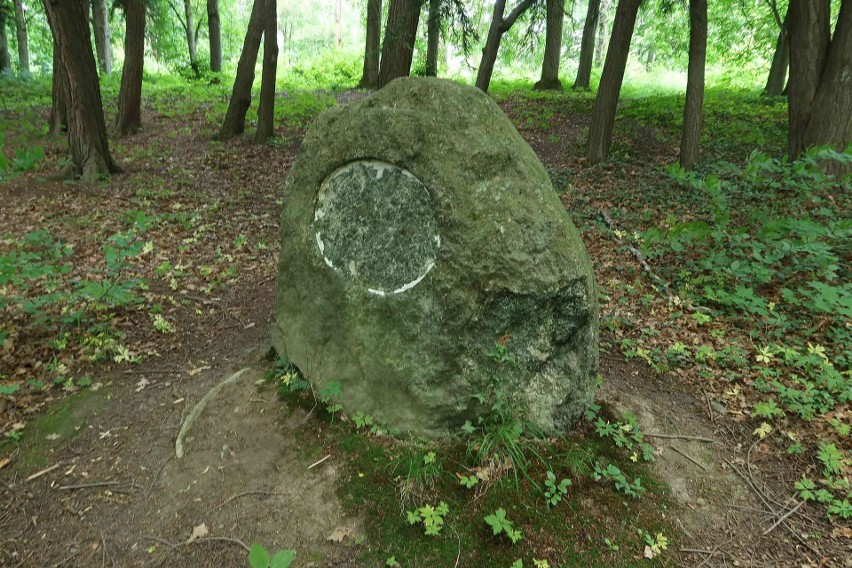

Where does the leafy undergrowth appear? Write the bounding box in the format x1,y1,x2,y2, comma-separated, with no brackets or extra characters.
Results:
269,358,677,568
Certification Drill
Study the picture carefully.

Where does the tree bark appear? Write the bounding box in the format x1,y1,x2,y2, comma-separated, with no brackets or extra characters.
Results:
358,0,382,88
476,0,538,92
49,43,68,136
91,0,112,74
255,0,278,142
585,0,641,163
184,0,198,67
426,0,440,77
377,0,422,88
43,0,119,181
679,0,706,170
594,0,608,66
764,6,789,96
219,0,265,140
208,0,222,72
789,0,852,175
0,6,10,74
534,0,564,90
573,0,600,89
13,0,28,75
116,0,145,136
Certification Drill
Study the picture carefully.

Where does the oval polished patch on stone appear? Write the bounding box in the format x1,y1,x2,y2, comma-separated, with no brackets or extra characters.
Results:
313,161,440,295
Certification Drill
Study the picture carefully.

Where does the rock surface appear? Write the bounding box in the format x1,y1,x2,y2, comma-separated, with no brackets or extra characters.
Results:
272,77,599,437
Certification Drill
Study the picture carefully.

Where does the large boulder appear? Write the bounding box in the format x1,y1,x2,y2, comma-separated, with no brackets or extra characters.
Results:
272,77,598,437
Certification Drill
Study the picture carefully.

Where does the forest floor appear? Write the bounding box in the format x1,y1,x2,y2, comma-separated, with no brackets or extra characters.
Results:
0,78,849,567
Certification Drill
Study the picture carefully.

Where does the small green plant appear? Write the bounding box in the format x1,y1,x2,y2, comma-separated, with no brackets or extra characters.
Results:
592,463,644,497
604,537,620,551
320,380,343,417
246,543,295,568
151,314,174,334
406,502,449,536
642,532,668,559
543,471,571,507
458,474,478,489
484,508,523,544
386,557,401,567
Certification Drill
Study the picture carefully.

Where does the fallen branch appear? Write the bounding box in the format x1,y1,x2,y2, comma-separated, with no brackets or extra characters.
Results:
596,210,710,313
763,500,805,536
208,490,288,514
671,446,707,471
175,368,250,458
645,433,717,443
308,454,331,469
141,534,250,553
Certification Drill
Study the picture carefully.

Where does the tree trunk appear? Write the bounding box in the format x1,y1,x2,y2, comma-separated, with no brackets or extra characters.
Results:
184,0,198,67
426,0,440,77
91,0,112,74
219,0,265,140
476,0,537,92
255,0,278,142
358,0,382,88
43,0,119,181
790,0,852,175
0,7,10,74
594,0,608,66
208,0,222,72
116,0,145,136
573,0,600,89
787,0,831,159
534,0,564,90
49,44,68,136
377,0,422,88
679,0,706,170
763,6,790,96
585,0,641,163
13,0,29,75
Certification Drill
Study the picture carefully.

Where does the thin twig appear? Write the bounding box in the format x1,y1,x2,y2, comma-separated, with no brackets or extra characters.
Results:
671,446,707,471
145,455,171,501
308,454,331,469
645,433,717,443
704,391,714,424
58,481,120,490
763,500,805,536
207,490,288,514
193,536,250,552
26,463,60,482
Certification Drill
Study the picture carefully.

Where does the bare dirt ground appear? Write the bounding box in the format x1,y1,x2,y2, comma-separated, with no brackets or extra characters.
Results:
1,89,847,567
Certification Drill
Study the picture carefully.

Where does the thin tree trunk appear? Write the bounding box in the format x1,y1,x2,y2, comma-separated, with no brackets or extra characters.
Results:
358,0,382,88
256,0,278,142
764,6,789,96
535,0,564,90
43,0,119,181
594,0,608,66
426,0,440,77
334,0,342,47
787,0,831,159
377,0,422,88
0,7,10,74
208,0,222,72
574,0,600,89
91,0,112,74
679,0,706,170
49,44,68,136
585,0,641,163
476,0,538,92
219,0,265,140
184,0,198,67
116,0,145,136
795,0,852,175
13,0,29,75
